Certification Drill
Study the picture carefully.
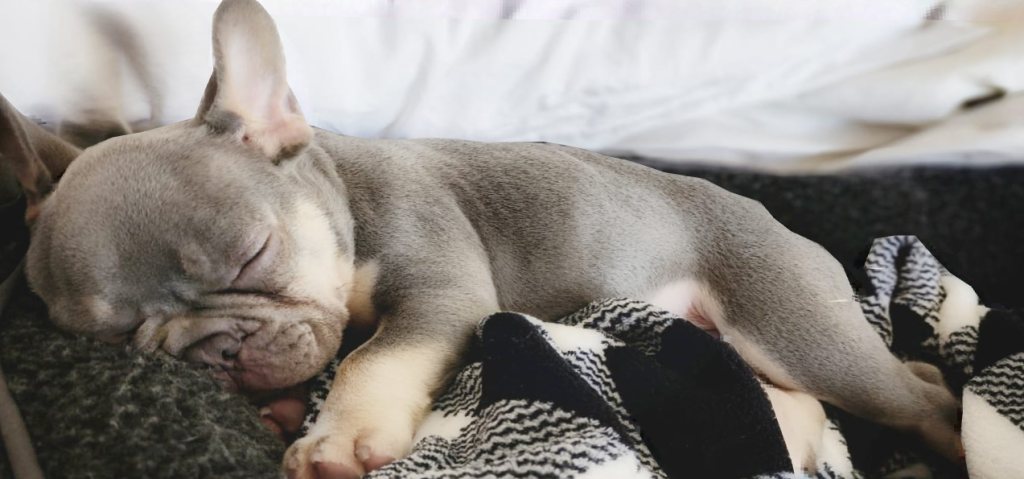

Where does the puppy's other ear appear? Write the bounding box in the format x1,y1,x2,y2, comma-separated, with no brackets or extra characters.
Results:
195,0,311,162
57,5,165,148
58,115,133,149
0,93,81,223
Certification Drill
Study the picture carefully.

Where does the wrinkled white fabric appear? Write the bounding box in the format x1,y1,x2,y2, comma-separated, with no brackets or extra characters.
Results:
1,0,1021,171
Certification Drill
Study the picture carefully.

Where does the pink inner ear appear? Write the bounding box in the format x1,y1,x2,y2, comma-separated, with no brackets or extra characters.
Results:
209,2,312,158
217,74,310,157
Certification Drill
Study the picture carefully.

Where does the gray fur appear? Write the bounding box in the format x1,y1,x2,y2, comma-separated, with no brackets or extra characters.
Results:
5,0,958,475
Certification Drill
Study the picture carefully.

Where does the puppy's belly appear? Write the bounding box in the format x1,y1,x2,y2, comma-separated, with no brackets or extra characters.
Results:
644,279,798,387
647,279,825,474
645,279,721,338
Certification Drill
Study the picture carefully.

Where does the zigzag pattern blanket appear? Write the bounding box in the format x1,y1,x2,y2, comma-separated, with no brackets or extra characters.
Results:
302,236,1024,478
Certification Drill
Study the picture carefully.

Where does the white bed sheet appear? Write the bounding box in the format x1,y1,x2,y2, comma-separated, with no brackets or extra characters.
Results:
0,0,1020,172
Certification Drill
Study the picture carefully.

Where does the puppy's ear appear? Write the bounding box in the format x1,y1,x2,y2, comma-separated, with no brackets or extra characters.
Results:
195,0,311,161
57,5,165,147
53,6,162,148
0,93,81,223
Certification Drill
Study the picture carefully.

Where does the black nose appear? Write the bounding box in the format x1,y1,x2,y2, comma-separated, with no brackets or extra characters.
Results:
185,333,242,367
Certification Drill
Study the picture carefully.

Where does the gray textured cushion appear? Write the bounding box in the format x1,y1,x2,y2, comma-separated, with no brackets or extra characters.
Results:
0,282,284,479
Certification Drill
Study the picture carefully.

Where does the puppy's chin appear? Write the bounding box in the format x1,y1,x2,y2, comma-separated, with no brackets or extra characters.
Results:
214,369,297,396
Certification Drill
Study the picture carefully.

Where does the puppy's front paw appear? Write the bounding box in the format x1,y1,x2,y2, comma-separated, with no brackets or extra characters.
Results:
284,428,360,479
284,344,451,478
284,422,413,479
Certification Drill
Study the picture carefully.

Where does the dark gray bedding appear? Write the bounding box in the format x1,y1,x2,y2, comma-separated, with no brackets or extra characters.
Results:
629,160,1024,310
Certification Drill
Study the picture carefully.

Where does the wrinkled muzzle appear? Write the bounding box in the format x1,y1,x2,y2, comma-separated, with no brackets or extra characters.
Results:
137,298,344,393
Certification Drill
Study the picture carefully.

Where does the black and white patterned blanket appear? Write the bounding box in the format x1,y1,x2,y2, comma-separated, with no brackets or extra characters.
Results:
301,236,1024,478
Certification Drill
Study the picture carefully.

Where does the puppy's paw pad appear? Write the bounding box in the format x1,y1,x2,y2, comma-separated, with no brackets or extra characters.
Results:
356,444,397,472
284,431,362,479
315,461,362,479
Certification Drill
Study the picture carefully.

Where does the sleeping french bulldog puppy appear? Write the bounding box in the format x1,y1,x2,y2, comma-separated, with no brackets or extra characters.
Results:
2,0,958,477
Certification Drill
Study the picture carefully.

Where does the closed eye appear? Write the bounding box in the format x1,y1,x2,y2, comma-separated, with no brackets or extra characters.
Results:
235,236,269,283
227,231,278,292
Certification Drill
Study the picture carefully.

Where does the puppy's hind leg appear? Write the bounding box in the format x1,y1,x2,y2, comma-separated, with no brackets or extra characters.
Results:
701,220,959,462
